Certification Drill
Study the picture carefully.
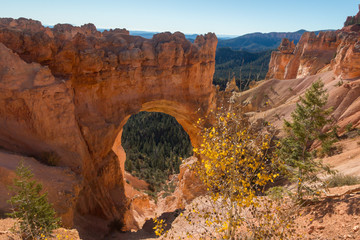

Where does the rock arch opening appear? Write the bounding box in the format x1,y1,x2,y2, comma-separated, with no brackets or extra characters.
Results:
109,100,205,230
121,111,193,192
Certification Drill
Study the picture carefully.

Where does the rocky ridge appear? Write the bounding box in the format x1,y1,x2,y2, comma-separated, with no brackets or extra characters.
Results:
266,8,360,81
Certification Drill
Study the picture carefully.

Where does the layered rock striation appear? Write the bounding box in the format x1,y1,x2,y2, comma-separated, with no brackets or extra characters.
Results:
0,18,217,230
266,31,341,80
266,8,360,81
265,38,296,80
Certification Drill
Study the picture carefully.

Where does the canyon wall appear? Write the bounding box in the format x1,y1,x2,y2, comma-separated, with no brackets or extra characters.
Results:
263,14,360,132
264,8,360,130
0,18,217,229
266,22,360,80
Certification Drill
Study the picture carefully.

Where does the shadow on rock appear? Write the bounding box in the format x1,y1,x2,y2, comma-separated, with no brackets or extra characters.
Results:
107,209,184,240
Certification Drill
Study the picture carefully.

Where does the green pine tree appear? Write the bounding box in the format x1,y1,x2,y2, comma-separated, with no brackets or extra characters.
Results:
278,80,336,200
7,160,60,239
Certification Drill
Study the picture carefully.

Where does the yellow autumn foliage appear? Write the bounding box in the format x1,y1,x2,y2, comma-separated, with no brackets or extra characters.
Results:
189,105,282,239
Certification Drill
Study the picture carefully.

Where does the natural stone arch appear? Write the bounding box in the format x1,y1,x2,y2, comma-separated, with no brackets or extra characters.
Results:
111,100,206,229
0,18,218,229
76,96,215,230
113,100,204,178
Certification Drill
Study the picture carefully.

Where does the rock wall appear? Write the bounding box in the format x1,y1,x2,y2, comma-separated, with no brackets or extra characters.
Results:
332,31,360,79
266,6,360,81
266,38,296,80
266,31,342,80
0,18,217,230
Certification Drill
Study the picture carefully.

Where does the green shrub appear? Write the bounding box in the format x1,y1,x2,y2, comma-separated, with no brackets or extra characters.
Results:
266,186,287,200
345,123,354,133
161,192,171,198
335,80,343,87
144,190,157,202
7,160,60,239
326,174,360,188
38,151,60,166
161,182,176,198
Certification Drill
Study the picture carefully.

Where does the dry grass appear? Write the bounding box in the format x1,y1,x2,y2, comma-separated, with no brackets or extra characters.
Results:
326,174,360,188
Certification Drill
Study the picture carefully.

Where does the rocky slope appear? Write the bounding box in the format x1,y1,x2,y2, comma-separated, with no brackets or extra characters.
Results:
261,9,360,130
0,17,217,232
0,218,81,240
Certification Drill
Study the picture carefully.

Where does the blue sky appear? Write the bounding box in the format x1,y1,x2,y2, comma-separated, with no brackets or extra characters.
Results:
1,0,359,36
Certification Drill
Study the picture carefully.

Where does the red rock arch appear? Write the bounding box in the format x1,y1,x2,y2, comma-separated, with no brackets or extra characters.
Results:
0,18,217,229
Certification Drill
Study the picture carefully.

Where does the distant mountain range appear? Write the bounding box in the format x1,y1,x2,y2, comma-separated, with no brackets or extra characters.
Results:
217,29,334,52
213,29,333,90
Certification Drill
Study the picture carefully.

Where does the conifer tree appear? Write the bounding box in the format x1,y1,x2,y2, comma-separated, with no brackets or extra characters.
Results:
7,161,60,239
278,80,335,200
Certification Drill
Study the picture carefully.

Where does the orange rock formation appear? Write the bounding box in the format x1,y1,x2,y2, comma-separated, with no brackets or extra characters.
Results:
0,18,217,230
266,8,360,81
266,31,341,80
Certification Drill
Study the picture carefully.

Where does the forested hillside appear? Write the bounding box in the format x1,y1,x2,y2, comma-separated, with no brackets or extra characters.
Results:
217,30,307,52
122,112,193,191
213,48,272,90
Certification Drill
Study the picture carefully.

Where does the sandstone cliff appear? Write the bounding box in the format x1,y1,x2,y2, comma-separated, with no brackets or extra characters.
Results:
264,7,360,131
266,31,341,80
0,17,217,231
266,7,360,81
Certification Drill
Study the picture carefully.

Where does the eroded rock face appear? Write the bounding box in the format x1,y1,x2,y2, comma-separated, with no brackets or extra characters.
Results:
0,152,80,228
266,5,360,81
332,32,360,79
278,38,295,54
266,31,342,80
154,156,206,218
266,38,296,80
344,5,360,27
0,18,217,230
267,29,360,80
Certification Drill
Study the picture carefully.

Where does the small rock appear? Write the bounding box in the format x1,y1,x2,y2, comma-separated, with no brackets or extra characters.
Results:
353,225,359,232
308,225,315,234
317,225,325,230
